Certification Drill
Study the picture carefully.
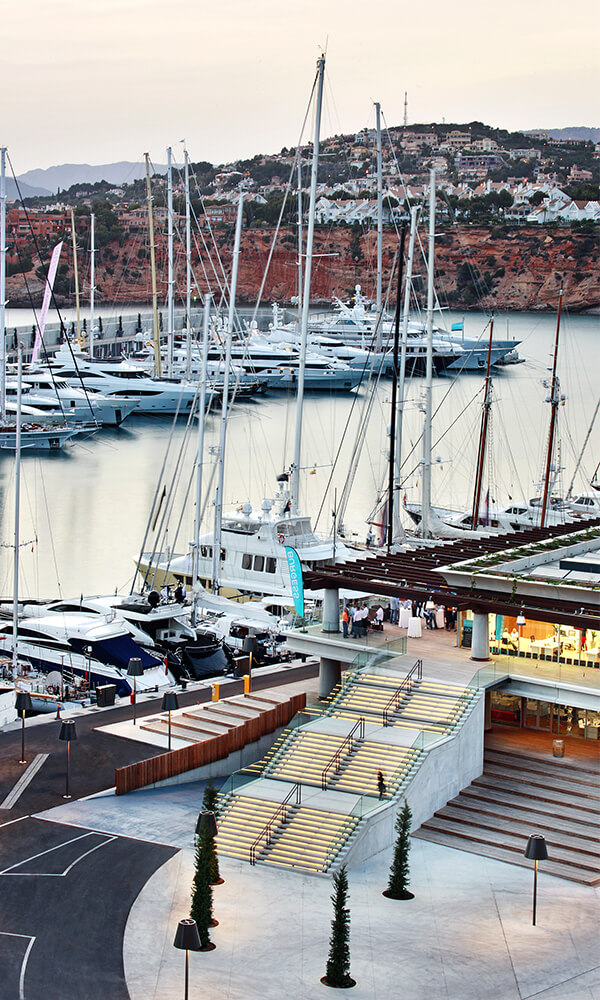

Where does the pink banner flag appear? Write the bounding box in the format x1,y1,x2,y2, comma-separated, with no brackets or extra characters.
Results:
31,241,63,363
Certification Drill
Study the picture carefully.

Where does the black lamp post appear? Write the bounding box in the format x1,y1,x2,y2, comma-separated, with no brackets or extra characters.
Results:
243,635,257,691
15,691,33,764
59,720,77,799
524,834,548,925
161,690,179,750
127,657,143,725
173,918,201,1000
196,809,218,839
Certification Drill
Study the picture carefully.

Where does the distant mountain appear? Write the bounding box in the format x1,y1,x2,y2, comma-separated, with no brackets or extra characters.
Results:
6,177,52,199
528,127,600,142
16,161,168,195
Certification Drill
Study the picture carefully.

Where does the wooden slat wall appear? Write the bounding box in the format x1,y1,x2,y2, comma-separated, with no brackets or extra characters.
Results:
115,692,306,795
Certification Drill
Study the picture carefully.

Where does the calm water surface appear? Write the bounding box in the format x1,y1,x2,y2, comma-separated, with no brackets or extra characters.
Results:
0,309,598,598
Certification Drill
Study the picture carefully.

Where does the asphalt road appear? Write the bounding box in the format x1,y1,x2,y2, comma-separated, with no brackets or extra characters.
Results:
0,816,176,1000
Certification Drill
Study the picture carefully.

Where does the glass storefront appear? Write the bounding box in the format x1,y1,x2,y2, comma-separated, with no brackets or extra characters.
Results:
491,691,600,739
459,610,600,669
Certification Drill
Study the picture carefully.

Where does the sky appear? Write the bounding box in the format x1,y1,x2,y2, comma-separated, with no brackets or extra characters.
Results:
5,0,599,174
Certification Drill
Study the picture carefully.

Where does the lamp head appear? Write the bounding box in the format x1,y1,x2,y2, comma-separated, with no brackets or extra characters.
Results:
196,809,218,838
524,834,548,861
516,612,526,626
59,720,77,743
173,918,201,952
127,657,144,677
15,691,33,713
162,691,179,712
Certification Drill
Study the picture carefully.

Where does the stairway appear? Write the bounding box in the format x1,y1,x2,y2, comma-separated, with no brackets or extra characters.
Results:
216,794,358,874
414,745,600,885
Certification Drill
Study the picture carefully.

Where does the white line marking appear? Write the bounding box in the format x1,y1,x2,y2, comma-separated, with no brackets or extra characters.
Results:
0,832,116,877
0,755,49,809
0,932,36,1000
0,815,29,830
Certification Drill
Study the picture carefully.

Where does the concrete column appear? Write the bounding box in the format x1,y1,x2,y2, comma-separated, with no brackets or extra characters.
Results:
471,612,490,661
319,657,341,699
322,587,339,634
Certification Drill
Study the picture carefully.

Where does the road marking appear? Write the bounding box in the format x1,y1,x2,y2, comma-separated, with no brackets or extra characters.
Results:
0,933,36,1000
0,755,49,810
0,831,116,876
0,815,28,830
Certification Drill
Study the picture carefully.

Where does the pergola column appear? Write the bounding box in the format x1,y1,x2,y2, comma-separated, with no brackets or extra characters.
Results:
471,611,490,661
319,657,341,699
322,587,339,634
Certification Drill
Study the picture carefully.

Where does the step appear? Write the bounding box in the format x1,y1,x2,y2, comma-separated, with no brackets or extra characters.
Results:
485,748,600,782
472,775,600,814
435,805,600,858
483,762,600,799
412,827,600,886
451,790,600,835
484,745,600,777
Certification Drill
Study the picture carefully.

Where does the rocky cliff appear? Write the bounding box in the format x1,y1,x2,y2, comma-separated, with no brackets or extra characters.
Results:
7,225,599,313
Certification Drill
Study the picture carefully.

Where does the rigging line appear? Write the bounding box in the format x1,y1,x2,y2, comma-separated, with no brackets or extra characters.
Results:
566,394,600,497
398,383,485,487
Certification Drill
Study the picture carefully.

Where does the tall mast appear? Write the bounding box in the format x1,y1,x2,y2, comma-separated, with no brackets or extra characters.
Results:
144,152,161,378
211,194,244,594
540,288,563,528
12,344,23,675
191,294,211,625
375,102,383,333
70,209,82,347
387,230,406,551
471,319,494,527
167,146,174,377
0,147,6,422
89,213,95,359
421,169,436,539
291,54,325,517
297,148,303,319
393,203,419,543
184,149,192,382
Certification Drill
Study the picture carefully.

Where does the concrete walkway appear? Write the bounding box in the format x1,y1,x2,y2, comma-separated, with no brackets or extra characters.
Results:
124,821,600,1000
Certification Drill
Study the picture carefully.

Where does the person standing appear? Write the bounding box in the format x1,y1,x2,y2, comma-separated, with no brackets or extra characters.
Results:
376,606,384,631
342,606,350,639
377,770,387,799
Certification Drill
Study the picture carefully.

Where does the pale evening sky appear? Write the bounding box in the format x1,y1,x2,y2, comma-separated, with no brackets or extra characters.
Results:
5,0,599,174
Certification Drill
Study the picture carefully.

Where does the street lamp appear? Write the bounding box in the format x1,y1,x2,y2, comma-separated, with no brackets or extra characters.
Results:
161,690,179,750
173,918,201,1000
243,635,257,692
15,691,33,764
516,611,526,655
127,656,144,725
196,810,218,839
524,834,548,925
58,720,77,799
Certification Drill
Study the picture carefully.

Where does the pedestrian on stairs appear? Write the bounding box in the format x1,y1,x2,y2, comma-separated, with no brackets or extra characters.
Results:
377,770,386,799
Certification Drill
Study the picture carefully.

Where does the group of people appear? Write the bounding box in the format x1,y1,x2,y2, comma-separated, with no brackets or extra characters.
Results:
342,603,385,638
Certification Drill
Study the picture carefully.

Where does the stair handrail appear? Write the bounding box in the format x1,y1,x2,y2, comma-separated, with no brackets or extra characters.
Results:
249,782,302,865
321,717,365,790
382,658,422,727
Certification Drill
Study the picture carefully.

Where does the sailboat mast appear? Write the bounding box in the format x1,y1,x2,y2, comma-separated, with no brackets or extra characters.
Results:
70,209,82,347
0,147,6,423
144,152,162,378
393,203,419,543
291,54,325,517
12,344,23,675
471,319,494,527
211,194,244,594
191,294,212,625
387,230,406,551
297,149,303,313
375,102,383,330
89,213,95,359
540,288,563,528
167,146,174,377
184,149,192,382
421,169,436,539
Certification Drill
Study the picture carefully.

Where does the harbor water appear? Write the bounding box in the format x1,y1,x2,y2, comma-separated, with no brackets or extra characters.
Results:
0,308,598,599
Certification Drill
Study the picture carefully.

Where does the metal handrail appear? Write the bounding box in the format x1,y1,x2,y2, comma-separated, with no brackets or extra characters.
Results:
382,658,423,727
321,717,365,790
249,782,302,865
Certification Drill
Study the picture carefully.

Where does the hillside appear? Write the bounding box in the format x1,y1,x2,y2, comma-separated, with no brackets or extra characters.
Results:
6,224,598,314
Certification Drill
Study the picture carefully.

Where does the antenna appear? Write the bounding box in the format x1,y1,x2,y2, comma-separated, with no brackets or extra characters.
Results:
403,91,408,128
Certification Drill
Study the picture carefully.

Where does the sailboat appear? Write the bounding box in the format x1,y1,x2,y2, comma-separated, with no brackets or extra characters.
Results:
138,57,356,602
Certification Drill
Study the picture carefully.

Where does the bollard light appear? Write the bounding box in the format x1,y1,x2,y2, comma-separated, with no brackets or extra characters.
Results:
173,918,201,1000
196,809,218,839
15,691,33,764
161,690,179,750
59,720,77,798
524,834,548,925
127,657,144,725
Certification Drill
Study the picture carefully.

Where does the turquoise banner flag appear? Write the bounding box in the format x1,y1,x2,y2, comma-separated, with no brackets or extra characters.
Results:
451,321,463,331
284,546,304,618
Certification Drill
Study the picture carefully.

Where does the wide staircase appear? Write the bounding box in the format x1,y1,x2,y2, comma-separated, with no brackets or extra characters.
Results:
414,743,600,885
215,793,359,874
217,659,480,875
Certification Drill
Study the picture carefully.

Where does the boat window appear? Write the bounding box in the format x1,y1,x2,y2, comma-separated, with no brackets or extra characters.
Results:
266,558,276,574
200,545,213,558
242,553,252,570
254,555,264,572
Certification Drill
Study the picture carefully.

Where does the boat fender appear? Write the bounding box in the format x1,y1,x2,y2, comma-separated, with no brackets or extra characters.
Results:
278,534,285,544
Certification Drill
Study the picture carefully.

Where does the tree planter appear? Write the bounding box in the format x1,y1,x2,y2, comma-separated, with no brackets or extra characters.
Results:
320,976,356,989
382,888,415,900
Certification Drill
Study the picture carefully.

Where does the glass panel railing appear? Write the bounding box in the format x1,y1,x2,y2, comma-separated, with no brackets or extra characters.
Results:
218,770,260,799
470,658,600,695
